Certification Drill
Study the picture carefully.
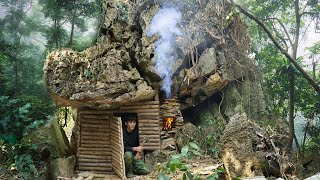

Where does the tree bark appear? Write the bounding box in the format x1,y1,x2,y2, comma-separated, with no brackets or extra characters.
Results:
288,68,295,149
230,1,320,95
68,9,76,46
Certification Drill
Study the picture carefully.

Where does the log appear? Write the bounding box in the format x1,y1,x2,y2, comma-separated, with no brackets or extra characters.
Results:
143,146,160,150
138,127,160,131
81,136,110,141
139,131,159,135
140,139,160,143
79,162,112,168
78,147,110,152
81,115,109,119
111,151,123,160
140,142,159,146
80,140,111,145
112,156,123,168
110,145,122,154
80,110,116,115
80,118,109,124
81,131,109,136
139,135,159,138
81,127,110,133
137,115,159,119
118,109,159,113
78,151,111,155
80,143,110,148
77,154,111,159
112,161,124,171
78,166,112,172
126,101,159,106
120,104,159,110
138,119,159,124
80,123,110,128
137,113,159,116
113,166,125,179
78,158,112,163
110,123,121,130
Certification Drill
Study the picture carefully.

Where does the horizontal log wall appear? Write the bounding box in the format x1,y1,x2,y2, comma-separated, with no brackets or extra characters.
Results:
77,101,160,177
78,115,113,173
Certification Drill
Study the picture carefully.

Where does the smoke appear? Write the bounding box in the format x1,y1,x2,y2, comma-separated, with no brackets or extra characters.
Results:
147,7,182,98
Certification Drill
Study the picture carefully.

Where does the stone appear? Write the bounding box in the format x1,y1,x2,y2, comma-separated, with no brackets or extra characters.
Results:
50,155,76,179
161,137,176,150
175,122,201,151
193,48,217,78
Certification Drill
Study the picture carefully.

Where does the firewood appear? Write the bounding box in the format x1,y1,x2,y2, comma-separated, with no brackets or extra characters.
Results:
78,158,112,163
78,147,110,152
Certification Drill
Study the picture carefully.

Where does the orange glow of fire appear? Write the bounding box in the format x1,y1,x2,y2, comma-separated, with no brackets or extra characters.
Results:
163,117,174,130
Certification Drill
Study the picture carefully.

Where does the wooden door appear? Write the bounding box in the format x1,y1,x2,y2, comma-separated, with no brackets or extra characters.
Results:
110,115,126,179
77,111,112,172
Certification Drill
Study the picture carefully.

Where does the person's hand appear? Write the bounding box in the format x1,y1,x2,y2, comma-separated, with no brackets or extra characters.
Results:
135,152,142,160
133,146,144,152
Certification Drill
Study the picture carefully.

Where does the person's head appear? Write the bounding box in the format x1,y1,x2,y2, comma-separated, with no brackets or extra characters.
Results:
124,113,137,132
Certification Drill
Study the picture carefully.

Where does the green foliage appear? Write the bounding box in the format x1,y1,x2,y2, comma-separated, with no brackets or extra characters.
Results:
199,113,222,158
15,154,37,179
0,96,49,138
157,142,202,179
207,169,225,180
0,138,40,179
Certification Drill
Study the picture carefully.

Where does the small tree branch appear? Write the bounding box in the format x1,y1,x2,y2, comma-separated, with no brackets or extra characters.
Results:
266,17,294,48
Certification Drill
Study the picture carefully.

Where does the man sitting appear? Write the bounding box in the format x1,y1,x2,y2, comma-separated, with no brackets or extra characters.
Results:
123,113,150,178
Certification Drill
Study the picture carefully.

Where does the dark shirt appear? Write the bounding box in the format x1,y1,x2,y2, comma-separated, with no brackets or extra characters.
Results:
123,128,139,153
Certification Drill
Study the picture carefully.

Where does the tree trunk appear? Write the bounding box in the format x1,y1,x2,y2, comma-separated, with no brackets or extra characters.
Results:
288,68,295,149
54,19,59,49
68,9,77,47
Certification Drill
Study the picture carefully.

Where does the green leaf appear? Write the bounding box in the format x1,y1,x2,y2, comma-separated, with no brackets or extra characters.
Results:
189,142,199,150
190,149,201,156
186,171,193,179
29,164,36,172
181,146,189,157
171,154,182,159
183,173,187,180
169,163,176,173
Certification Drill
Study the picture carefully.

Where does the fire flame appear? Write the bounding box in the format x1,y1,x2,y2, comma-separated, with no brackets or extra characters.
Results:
163,117,174,130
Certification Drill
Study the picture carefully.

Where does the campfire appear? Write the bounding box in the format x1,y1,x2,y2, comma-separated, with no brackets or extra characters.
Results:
163,117,174,130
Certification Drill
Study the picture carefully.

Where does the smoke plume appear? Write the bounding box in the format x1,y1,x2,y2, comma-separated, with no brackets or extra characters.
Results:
147,7,182,98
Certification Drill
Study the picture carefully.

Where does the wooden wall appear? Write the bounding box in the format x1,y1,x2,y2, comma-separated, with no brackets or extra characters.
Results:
76,101,160,177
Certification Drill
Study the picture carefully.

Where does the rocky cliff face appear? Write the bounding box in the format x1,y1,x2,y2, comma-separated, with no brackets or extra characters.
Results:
43,0,265,118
